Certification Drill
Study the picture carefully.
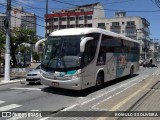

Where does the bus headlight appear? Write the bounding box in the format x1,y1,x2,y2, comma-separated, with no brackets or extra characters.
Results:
71,74,78,79
71,74,81,79
65,74,80,79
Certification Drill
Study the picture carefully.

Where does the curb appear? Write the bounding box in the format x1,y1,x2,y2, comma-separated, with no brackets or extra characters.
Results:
0,79,26,86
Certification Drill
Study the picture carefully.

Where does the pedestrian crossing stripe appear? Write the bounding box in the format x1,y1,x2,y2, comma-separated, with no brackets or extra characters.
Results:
0,100,5,104
0,104,22,111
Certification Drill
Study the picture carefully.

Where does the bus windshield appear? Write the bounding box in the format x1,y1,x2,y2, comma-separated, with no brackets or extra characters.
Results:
41,36,82,71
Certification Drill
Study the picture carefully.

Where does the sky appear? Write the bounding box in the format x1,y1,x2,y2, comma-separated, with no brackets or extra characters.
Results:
0,0,160,40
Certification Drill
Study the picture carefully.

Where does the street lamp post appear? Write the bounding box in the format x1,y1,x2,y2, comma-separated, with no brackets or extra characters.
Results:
3,0,11,82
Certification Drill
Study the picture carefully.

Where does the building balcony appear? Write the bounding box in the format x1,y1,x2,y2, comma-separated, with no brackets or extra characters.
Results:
70,21,76,24
86,19,93,24
61,21,68,25
125,25,136,28
126,33,136,37
97,26,106,29
78,20,85,24
54,22,59,25
110,25,121,29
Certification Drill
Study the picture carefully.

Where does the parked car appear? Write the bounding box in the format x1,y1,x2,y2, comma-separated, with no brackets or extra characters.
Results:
143,58,157,67
26,65,41,84
139,59,144,66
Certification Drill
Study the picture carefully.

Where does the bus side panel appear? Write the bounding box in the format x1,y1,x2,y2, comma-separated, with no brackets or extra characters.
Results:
114,53,139,78
81,61,98,89
102,53,117,82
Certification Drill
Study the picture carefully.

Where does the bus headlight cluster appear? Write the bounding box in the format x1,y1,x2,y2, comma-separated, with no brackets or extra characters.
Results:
65,74,81,79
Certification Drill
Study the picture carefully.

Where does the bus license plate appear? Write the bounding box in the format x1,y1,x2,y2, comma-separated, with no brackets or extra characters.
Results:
52,82,59,87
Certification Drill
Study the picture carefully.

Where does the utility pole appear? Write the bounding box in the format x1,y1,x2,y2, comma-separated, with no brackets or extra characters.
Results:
3,0,11,82
45,0,48,37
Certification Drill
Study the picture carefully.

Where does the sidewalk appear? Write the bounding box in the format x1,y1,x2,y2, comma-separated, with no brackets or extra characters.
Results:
94,72,160,119
0,63,39,85
0,75,26,86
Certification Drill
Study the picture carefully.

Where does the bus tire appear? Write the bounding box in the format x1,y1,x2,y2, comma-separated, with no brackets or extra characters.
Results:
129,66,134,78
95,72,104,89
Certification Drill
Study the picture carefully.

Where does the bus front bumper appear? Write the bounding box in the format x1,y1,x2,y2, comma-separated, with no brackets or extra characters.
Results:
40,74,82,90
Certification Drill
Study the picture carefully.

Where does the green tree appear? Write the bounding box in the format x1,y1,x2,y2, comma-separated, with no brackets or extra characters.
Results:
0,30,5,66
10,27,37,67
33,52,40,62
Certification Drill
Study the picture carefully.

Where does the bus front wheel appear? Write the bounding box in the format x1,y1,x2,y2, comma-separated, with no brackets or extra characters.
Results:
95,72,104,89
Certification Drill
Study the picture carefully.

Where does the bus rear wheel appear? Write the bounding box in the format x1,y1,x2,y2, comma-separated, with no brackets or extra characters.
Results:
95,72,104,89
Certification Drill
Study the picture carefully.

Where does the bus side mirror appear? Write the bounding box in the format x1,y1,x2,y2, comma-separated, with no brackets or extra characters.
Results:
35,38,47,52
80,37,93,52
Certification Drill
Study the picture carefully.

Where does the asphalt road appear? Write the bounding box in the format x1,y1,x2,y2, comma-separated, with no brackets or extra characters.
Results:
0,65,159,120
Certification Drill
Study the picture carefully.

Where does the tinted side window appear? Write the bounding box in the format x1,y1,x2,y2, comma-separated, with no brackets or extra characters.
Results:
123,40,139,54
123,40,130,53
82,33,100,67
100,35,122,53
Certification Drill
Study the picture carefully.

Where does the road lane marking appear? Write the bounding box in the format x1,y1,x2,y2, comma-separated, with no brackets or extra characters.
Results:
0,100,5,104
111,79,152,111
40,117,51,120
11,87,41,91
0,104,22,111
61,76,145,111
80,77,140,105
61,104,77,111
95,78,153,120
92,82,137,109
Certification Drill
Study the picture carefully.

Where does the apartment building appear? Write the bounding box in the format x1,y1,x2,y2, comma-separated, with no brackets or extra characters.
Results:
45,2,105,36
0,7,36,32
0,13,6,30
45,3,150,59
93,11,150,58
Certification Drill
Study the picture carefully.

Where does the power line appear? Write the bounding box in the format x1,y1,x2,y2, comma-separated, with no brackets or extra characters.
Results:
51,0,160,13
11,15,45,28
0,2,45,27
12,0,45,21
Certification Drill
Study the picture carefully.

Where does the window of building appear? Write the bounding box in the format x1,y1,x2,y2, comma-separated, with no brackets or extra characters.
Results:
79,24,84,27
112,22,119,26
70,25,75,28
126,29,136,35
61,17,67,21
97,23,106,29
80,9,84,12
60,25,66,29
97,23,105,28
111,30,120,34
54,25,58,29
87,24,92,27
127,21,135,26
70,17,75,21
79,16,84,20
54,18,58,22
87,16,92,20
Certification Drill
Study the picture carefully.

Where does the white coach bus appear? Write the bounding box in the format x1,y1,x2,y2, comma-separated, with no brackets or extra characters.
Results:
40,28,140,90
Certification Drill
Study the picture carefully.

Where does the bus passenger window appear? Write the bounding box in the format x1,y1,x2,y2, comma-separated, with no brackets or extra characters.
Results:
82,40,98,66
